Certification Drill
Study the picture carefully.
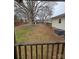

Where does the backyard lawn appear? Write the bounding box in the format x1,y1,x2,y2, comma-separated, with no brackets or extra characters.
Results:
15,24,64,43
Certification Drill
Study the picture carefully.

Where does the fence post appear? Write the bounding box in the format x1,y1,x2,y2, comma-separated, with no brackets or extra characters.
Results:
14,32,17,59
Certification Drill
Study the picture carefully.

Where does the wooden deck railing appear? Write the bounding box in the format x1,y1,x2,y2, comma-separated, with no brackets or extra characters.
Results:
14,42,65,59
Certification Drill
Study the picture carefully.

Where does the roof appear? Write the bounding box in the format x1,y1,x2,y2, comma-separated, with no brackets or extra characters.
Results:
52,13,65,19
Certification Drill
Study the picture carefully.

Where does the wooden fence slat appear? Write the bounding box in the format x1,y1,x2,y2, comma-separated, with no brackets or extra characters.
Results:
14,46,17,59
51,44,54,59
31,45,33,59
18,46,21,59
14,32,17,59
46,44,49,59
56,44,59,59
24,46,27,59
36,45,38,59
41,45,43,59
61,44,65,59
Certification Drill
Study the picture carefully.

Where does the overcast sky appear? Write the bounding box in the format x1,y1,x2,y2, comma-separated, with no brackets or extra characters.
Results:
15,1,65,19
52,2,65,17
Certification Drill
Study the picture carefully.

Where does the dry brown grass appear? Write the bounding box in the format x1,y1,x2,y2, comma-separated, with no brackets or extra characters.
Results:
15,24,64,43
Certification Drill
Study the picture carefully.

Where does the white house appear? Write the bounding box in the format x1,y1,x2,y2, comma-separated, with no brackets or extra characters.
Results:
51,13,65,30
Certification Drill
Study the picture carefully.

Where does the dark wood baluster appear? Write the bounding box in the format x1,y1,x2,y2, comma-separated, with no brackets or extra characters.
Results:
14,46,17,59
14,32,17,59
31,45,33,59
24,46,27,59
51,44,54,59
61,44,65,59
18,45,21,59
46,44,49,59
36,45,38,59
41,45,43,59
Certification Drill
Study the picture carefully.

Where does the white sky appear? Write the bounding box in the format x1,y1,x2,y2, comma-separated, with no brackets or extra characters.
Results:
52,2,65,17
15,1,65,19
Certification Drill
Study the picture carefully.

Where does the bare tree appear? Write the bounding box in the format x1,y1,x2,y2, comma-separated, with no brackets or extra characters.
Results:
14,0,57,24
37,6,52,22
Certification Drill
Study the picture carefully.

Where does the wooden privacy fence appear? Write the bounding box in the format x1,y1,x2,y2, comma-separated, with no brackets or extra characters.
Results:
14,42,65,59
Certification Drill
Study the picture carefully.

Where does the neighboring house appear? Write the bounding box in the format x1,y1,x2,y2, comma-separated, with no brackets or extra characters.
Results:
45,13,65,30
51,13,65,30
45,13,65,36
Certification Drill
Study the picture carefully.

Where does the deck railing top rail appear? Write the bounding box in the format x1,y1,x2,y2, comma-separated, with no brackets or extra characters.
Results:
15,41,65,46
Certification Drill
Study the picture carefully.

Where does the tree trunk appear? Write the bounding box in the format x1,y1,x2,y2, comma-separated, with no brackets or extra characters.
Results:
29,13,35,24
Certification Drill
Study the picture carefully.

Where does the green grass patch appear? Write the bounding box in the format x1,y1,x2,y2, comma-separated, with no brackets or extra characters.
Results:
15,27,33,42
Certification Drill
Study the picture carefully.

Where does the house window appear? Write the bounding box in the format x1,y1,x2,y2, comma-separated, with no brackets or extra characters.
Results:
59,19,61,23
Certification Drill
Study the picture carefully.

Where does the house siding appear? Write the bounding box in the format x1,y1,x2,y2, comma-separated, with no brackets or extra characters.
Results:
52,17,65,30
